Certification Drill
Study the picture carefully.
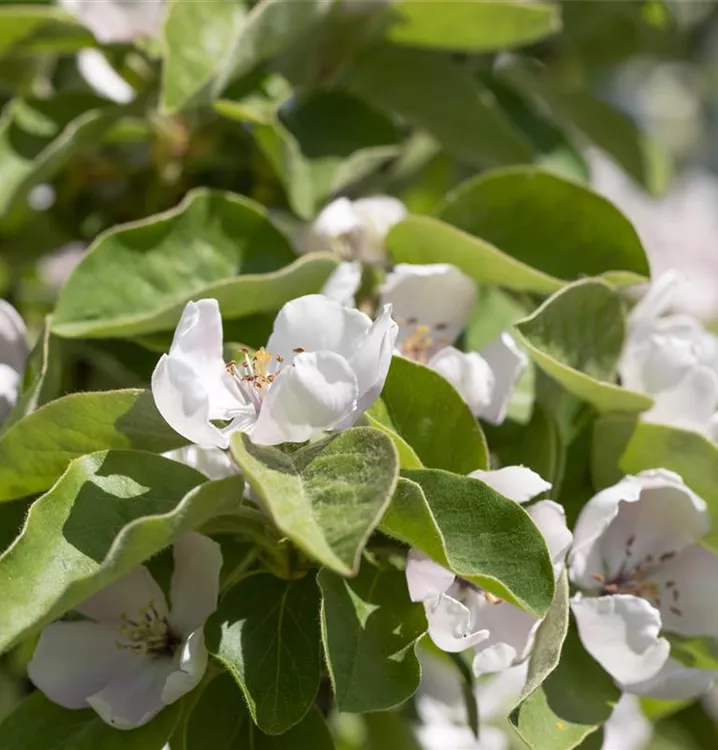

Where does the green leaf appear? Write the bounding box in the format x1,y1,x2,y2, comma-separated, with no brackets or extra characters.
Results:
0,389,187,502
510,622,620,750
0,6,94,56
53,189,337,338
384,0,560,52
381,472,555,616
0,451,243,653
515,571,570,706
0,95,119,218
160,0,248,115
363,712,422,750
380,356,489,474
592,417,718,550
182,672,333,750
0,691,178,750
318,558,426,712
206,573,322,734
514,279,653,413
437,167,650,284
343,44,532,168
364,409,423,470
230,427,399,576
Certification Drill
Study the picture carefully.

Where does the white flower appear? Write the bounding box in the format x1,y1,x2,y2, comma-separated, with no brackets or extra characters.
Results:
298,195,407,264
77,50,134,104
569,469,718,700
0,300,28,424
601,694,652,750
406,467,572,675
152,295,397,448
619,271,718,439
60,0,165,44
319,260,363,308
28,533,221,729
380,263,527,424
162,445,239,481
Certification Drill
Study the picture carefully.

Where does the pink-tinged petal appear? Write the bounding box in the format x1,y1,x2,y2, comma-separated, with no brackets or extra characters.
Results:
527,501,573,574
571,594,670,686
169,534,222,637
405,549,455,602
87,658,174,729
428,347,494,416
161,629,208,705
0,299,28,375
624,658,717,701
476,333,528,425
601,695,653,750
266,294,372,364
28,621,137,709
380,264,476,350
251,351,358,445
653,545,718,638
471,598,540,675
77,565,168,624
469,466,551,504
425,592,490,653
320,261,362,307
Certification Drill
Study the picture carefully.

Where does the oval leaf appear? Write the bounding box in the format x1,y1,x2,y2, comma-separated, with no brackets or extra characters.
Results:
0,451,244,653
230,428,399,576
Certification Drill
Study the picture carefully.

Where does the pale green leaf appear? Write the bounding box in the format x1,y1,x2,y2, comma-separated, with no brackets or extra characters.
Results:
0,6,94,56
364,409,423,470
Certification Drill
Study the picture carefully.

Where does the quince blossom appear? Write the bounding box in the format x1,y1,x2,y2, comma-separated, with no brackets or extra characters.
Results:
0,300,28,423
28,533,221,729
569,470,718,700
406,467,572,675
380,263,527,423
60,0,165,44
152,294,397,447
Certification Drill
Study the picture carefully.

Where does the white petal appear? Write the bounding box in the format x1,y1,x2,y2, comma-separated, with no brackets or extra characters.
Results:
653,544,718,637
77,565,168,623
570,594,670,686
344,303,398,419
624,657,717,701
628,271,682,333
601,694,653,750
60,0,166,44
162,445,238,480
476,333,528,425
469,466,551,504
87,657,174,729
28,621,136,709
161,628,208,704
0,299,28,375
380,264,476,349
527,501,573,575
169,533,222,637
425,593,490,653
405,549,455,602
428,347,494,416
304,197,365,257
351,196,407,264
471,599,540,675
251,351,358,445
320,261,362,307
476,664,528,721
0,364,21,423
77,49,134,104
266,294,372,364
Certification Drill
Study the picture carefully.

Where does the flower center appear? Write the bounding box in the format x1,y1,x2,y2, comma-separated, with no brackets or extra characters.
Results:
116,602,181,658
398,319,448,363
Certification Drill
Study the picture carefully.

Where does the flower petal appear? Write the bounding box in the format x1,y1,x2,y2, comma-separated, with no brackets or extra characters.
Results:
77,49,134,103
28,621,136,709
161,629,208,705
320,261,362,307
380,263,476,349
527,501,573,574
77,565,168,623
469,466,551,504
405,549,455,602
627,271,682,334
425,593,491,653
601,695,653,750
251,350,358,445
169,533,222,637
60,0,165,44
0,299,28,375
624,657,717,701
351,196,407,264
162,445,238,480
653,544,718,638
428,347,494,416
0,364,21,423
266,294,372,364
476,333,528,425
570,593,670,686
301,197,364,257
87,657,174,729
